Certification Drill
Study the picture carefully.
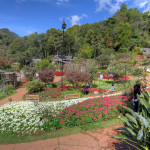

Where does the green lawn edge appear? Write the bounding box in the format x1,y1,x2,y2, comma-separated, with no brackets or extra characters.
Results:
0,91,17,100
0,118,122,145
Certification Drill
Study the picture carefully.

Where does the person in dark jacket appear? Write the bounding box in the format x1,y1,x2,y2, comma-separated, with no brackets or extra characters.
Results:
133,82,141,98
84,82,89,95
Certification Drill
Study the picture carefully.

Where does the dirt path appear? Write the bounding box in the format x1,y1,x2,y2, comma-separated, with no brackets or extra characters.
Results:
0,88,28,107
0,125,136,150
0,126,134,150
53,76,65,83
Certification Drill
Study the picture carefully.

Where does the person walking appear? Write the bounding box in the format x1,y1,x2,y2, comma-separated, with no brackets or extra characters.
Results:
133,82,141,98
144,66,147,72
84,82,89,95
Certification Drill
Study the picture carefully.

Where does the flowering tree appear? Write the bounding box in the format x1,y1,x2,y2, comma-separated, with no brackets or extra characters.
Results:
65,67,91,87
39,68,54,84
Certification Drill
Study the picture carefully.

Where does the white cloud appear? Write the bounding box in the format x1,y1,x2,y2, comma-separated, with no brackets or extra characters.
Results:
70,14,87,26
94,0,150,14
139,1,148,8
94,0,127,14
133,0,150,12
26,30,34,36
56,0,69,5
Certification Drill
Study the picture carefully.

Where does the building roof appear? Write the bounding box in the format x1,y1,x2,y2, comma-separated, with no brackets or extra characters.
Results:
52,55,74,62
141,48,150,53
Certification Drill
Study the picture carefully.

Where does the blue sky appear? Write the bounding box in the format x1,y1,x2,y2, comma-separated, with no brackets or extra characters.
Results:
0,0,150,37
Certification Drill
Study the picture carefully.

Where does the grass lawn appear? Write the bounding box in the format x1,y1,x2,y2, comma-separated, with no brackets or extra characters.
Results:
132,74,148,77
93,79,139,91
0,91,16,100
0,118,122,144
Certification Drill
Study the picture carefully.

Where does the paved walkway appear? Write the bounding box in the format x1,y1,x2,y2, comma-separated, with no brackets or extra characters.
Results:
0,88,27,107
0,125,134,150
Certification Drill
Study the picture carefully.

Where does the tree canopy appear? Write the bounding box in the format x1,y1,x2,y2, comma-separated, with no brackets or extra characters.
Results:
0,4,150,66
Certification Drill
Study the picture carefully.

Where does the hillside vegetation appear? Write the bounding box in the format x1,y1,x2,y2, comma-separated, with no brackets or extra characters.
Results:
0,4,150,66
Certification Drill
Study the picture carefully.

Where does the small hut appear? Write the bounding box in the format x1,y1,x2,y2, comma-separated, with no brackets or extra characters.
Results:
0,71,17,86
51,55,74,64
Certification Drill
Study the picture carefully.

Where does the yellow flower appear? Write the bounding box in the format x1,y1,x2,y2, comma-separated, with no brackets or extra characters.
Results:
144,147,149,150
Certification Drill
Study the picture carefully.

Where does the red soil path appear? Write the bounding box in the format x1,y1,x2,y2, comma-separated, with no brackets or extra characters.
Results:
0,125,136,150
0,88,28,107
0,76,62,107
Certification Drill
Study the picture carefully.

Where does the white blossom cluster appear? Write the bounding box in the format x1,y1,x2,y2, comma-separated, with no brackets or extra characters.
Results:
0,97,89,133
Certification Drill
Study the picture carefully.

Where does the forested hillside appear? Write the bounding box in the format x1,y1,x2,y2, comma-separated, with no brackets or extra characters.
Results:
1,4,150,65
0,28,19,56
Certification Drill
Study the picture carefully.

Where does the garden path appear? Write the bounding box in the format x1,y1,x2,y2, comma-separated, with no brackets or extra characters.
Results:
0,88,28,107
53,76,64,83
0,125,136,150
0,76,62,107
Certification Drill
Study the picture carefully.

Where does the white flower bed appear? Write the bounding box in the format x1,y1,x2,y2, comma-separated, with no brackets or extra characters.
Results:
0,91,124,134
0,97,89,133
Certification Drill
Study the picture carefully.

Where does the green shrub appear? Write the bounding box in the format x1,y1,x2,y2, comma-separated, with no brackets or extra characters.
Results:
60,89,83,98
142,61,150,66
91,83,98,88
114,106,150,150
132,68,143,76
43,118,62,132
0,91,5,99
27,76,33,81
100,69,106,73
25,81,44,93
6,84,14,91
46,83,57,88
131,59,138,65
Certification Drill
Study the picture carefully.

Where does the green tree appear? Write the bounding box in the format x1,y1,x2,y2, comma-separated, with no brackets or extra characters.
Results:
114,22,132,49
78,44,94,59
35,59,55,71
8,36,31,66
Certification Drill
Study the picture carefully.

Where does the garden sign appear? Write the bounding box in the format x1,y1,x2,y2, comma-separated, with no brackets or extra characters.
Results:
26,95,40,102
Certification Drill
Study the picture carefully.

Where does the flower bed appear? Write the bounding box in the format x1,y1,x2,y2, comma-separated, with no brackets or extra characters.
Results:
56,95,128,127
19,78,27,86
0,97,91,134
39,87,61,98
0,102,44,134
54,71,65,76
98,73,112,79
59,85,83,90
89,88,107,94
36,85,106,100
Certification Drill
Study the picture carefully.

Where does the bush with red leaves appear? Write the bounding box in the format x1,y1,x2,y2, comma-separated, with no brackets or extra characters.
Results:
39,69,54,84
65,69,91,87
